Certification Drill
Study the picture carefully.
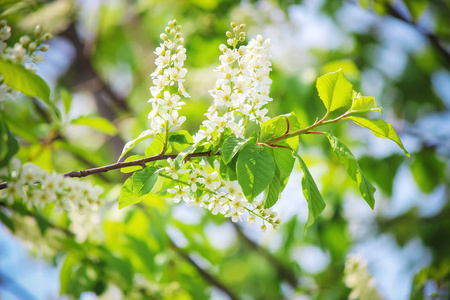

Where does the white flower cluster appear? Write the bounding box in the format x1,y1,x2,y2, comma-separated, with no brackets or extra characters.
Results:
164,158,280,231
0,158,103,212
9,214,65,257
344,254,384,300
0,20,51,101
194,23,273,144
147,19,190,136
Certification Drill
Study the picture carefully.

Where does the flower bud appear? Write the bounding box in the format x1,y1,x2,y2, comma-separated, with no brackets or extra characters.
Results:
160,33,168,41
239,36,245,42
39,45,49,51
230,22,236,29
175,32,181,39
170,29,176,36
19,35,31,46
28,42,37,52
168,21,174,27
227,38,234,46
176,25,182,31
247,215,255,225
33,53,45,63
225,31,232,38
43,33,52,41
272,224,279,230
34,25,42,36
172,19,177,26
239,32,245,37
219,44,227,52
239,24,246,30
165,27,171,33
261,224,267,232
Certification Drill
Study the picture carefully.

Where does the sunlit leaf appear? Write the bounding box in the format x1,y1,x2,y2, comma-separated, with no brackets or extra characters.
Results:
0,58,50,103
118,130,154,161
349,91,383,113
346,116,410,157
119,166,159,209
71,115,117,136
316,69,353,112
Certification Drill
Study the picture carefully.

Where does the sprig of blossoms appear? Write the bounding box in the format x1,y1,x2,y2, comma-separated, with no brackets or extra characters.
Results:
0,20,52,101
194,22,273,144
147,19,190,137
0,158,103,213
163,158,280,231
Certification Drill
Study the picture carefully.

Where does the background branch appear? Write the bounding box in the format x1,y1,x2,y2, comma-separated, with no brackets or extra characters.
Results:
385,4,450,68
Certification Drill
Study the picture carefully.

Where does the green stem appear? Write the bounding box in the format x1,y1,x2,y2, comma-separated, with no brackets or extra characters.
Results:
266,110,350,145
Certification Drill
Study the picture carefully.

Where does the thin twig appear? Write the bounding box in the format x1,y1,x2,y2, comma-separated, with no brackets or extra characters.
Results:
232,223,299,289
169,240,241,300
136,204,240,299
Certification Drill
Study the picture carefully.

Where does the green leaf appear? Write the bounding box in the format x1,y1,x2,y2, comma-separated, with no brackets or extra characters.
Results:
221,136,248,164
326,135,376,209
262,167,281,208
0,58,50,103
169,130,193,152
60,254,78,296
293,152,325,232
404,0,427,20
0,116,19,168
118,130,154,161
316,69,353,112
349,91,383,113
260,116,288,142
34,208,50,235
60,88,72,115
118,166,159,209
145,133,166,157
120,155,146,173
411,148,445,193
71,115,117,136
220,155,238,181
263,145,295,208
236,143,275,201
0,210,15,232
244,120,261,138
346,116,410,157
273,146,295,182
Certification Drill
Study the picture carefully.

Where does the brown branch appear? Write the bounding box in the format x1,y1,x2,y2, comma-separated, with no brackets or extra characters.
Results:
60,23,130,112
232,223,299,289
385,4,450,68
0,151,217,190
169,240,241,300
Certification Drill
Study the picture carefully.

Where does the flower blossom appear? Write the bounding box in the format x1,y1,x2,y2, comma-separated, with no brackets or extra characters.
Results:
147,19,190,136
193,23,273,144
